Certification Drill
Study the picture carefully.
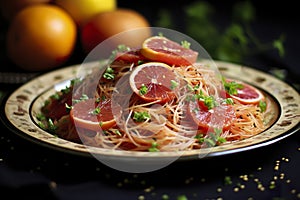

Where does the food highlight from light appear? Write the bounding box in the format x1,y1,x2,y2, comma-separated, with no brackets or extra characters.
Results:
37,35,270,152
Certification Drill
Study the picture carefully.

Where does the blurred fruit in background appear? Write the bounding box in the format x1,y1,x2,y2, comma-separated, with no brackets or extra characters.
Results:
80,8,150,53
54,0,116,27
1,0,151,71
6,4,77,71
0,0,51,21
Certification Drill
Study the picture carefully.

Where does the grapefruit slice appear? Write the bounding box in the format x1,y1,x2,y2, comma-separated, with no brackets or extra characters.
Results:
188,101,236,131
70,98,116,131
225,79,265,104
114,49,147,65
129,62,177,103
140,36,198,66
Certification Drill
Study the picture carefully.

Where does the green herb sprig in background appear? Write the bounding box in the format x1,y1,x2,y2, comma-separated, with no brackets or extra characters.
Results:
155,1,285,64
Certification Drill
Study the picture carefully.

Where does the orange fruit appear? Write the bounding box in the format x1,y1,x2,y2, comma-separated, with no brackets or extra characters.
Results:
55,0,116,27
140,36,199,66
80,9,151,53
225,79,265,104
129,62,177,103
70,98,116,131
6,4,77,71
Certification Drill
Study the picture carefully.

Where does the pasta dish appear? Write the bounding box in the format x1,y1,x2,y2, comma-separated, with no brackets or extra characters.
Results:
38,36,269,152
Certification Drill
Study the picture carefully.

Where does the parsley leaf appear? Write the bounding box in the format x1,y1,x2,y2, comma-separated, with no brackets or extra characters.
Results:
170,80,179,90
195,90,218,110
181,40,191,49
133,111,151,122
148,142,159,152
103,67,115,80
139,85,148,95
259,100,267,112
223,80,243,95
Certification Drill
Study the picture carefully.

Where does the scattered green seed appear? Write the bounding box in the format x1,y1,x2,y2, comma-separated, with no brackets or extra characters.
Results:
177,195,188,200
224,176,232,185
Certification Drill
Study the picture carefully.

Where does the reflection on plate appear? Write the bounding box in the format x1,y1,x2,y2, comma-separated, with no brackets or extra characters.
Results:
4,61,300,161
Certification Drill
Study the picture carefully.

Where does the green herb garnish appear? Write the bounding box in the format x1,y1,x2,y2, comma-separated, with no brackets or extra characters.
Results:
195,128,226,147
259,100,267,112
170,80,179,90
223,80,243,95
148,142,159,152
90,107,101,115
139,85,148,96
103,67,115,80
181,40,191,49
225,98,234,105
133,111,151,122
73,94,89,104
36,113,46,121
47,118,57,132
195,90,218,110
156,1,285,63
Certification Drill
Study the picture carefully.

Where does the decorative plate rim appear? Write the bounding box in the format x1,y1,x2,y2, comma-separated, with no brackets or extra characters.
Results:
3,61,300,161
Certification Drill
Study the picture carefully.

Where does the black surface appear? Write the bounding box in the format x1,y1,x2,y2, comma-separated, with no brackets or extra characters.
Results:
1,1,299,200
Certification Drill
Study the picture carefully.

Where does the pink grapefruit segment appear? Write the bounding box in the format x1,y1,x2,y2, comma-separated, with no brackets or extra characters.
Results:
226,79,265,104
140,36,198,66
70,98,116,131
129,62,177,103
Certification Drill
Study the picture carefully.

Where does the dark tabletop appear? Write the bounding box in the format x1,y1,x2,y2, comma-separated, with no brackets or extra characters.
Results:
0,1,299,200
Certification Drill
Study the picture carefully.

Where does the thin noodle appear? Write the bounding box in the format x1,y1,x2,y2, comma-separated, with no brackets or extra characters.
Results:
52,62,268,152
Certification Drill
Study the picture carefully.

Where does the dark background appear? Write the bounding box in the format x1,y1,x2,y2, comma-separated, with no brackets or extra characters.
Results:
0,1,299,200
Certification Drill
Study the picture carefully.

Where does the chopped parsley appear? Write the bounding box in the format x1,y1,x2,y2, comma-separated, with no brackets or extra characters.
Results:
47,118,57,133
195,128,226,147
36,113,46,121
148,142,159,152
225,98,234,105
223,79,243,95
103,66,115,80
259,100,267,112
181,40,191,49
50,93,60,100
195,90,218,110
133,111,151,122
139,85,148,96
114,129,122,136
203,95,217,110
170,80,179,90
90,107,101,115
73,94,89,104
